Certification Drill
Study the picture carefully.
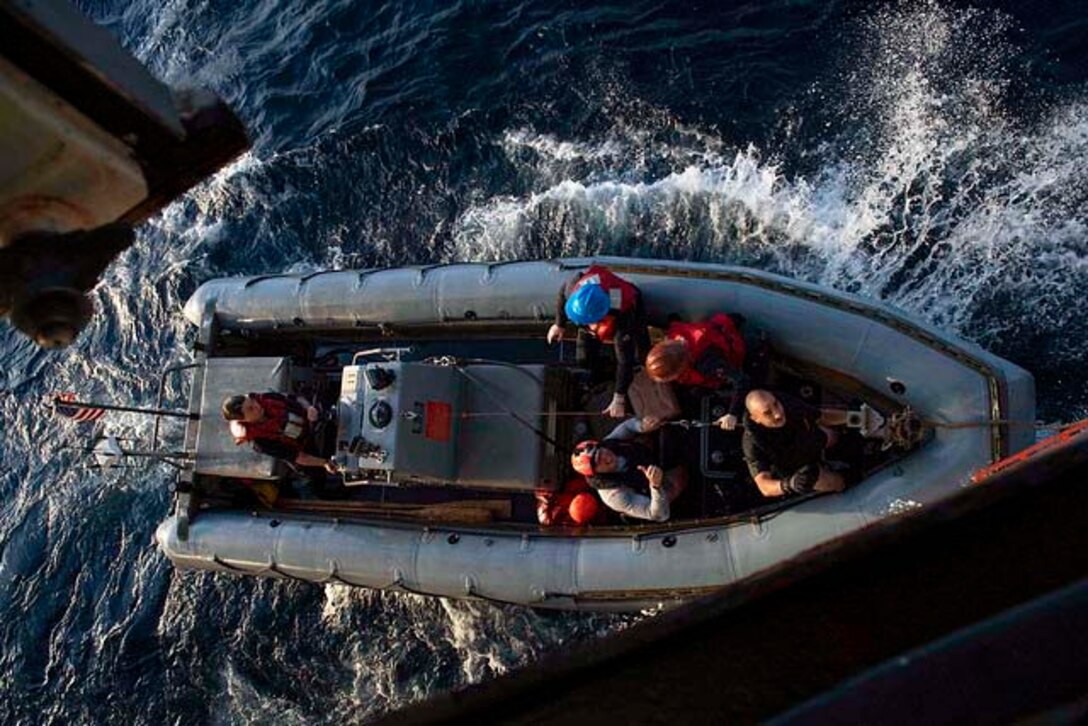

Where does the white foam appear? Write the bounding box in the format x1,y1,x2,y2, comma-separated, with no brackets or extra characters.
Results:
451,6,1088,350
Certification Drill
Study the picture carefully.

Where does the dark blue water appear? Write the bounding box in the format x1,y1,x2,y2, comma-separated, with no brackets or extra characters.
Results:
2,0,1087,722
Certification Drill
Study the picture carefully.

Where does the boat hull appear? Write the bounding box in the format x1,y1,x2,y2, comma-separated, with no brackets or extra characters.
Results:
162,257,1035,611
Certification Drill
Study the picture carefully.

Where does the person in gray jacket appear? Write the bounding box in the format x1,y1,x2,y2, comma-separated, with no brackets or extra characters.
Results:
570,417,687,522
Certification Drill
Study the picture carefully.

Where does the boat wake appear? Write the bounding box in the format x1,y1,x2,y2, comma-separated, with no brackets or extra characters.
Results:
448,4,1088,420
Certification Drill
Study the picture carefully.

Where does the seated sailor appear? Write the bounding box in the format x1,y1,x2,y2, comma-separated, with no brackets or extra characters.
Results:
741,389,848,498
645,312,753,431
221,392,337,474
570,416,687,522
535,477,605,526
546,265,651,418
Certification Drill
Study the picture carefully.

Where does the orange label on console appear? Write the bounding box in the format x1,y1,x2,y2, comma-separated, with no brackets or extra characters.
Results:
424,401,452,442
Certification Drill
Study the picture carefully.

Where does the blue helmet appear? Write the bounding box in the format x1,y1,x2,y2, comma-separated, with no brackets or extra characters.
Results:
565,283,610,325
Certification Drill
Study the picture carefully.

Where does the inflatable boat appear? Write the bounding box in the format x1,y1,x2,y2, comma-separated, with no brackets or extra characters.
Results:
155,257,1034,611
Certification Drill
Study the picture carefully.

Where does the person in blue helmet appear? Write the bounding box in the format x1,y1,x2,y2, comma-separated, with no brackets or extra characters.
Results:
547,264,651,417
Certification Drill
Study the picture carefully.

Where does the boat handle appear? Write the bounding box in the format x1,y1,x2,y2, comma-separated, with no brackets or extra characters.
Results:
153,362,203,453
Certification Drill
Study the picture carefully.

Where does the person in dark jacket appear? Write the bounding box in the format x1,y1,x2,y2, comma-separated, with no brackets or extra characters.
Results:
222,392,337,474
547,265,651,418
741,389,847,498
570,417,687,522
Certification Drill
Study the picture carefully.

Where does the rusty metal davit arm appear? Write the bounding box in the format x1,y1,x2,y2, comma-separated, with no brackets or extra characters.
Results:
0,0,249,348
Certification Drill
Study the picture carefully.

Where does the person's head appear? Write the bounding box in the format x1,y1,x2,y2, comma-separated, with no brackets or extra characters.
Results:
746,389,786,429
571,440,619,476
646,339,690,382
221,394,264,423
568,492,600,525
565,283,610,326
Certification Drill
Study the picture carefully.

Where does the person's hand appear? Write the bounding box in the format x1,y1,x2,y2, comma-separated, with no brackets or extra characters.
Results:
323,458,340,474
784,464,820,494
534,489,556,525
546,324,564,344
715,413,738,431
604,394,626,418
638,464,664,489
228,419,247,444
307,406,320,422
641,416,662,432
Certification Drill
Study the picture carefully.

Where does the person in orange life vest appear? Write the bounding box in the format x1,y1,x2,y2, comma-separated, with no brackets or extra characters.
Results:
222,392,338,474
570,416,687,522
535,477,606,526
646,313,751,431
546,265,651,418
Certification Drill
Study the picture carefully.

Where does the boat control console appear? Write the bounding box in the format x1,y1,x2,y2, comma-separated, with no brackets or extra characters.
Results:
335,362,462,482
335,360,564,491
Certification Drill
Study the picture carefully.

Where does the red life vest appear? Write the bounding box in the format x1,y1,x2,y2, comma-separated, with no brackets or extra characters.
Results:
536,477,604,525
666,313,746,388
571,265,638,343
240,394,309,451
587,315,617,343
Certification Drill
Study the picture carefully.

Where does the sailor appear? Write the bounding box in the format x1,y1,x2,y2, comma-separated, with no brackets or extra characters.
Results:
570,416,687,522
547,265,651,418
741,389,847,498
645,312,757,430
222,392,338,474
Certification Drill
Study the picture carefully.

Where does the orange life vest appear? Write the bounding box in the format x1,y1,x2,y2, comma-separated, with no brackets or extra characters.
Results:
571,265,638,343
666,313,746,387
536,477,605,525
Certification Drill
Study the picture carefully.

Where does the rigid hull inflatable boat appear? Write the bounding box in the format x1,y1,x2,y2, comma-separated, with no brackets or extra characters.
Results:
155,257,1034,612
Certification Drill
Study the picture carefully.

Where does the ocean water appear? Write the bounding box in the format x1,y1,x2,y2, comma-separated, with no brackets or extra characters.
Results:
2,0,1087,722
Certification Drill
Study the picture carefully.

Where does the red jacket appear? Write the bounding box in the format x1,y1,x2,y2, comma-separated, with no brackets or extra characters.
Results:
667,313,746,388
239,393,310,454
555,265,651,396
569,265,639,343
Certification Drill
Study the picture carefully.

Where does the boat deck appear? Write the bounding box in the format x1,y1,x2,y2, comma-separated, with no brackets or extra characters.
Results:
189,332,907,528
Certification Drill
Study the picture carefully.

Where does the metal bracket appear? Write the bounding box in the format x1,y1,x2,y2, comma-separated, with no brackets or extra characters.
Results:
175,490,191,541
846,403,886,438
